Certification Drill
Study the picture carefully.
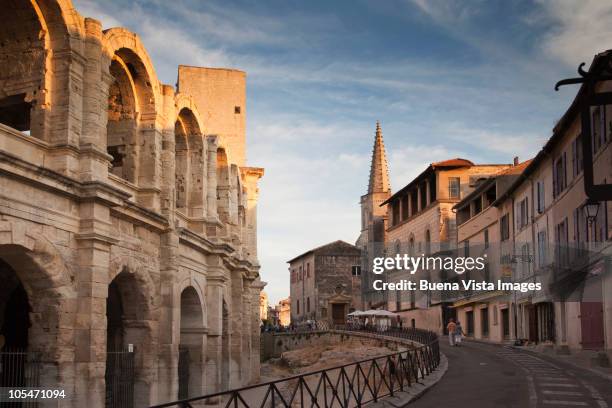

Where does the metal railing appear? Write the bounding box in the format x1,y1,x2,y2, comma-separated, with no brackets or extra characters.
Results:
105,348,135,408
0,348,42,408
150,327,439,408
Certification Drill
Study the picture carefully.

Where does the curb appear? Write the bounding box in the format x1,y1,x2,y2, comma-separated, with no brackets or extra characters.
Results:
371,352,449,408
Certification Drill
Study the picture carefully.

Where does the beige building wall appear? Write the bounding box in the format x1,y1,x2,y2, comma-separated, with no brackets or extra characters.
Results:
384,163,511,334
289,252,316,322
177,66,246,166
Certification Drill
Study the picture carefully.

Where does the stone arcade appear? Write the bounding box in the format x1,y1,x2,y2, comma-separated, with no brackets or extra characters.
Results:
0,1,264,407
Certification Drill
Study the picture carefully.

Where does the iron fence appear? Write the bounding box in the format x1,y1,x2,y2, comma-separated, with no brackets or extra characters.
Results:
105,348,135,408
0,348,41,408
150,327,439,408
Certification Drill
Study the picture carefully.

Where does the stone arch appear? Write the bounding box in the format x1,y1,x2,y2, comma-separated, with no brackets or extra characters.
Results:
178,285,206,398
102,28,161,190
175,107,205,216
106,255,158,406
102,28,161,114
216,148,231,223
174,93,205,134
0,0,81,140
0,220,76,390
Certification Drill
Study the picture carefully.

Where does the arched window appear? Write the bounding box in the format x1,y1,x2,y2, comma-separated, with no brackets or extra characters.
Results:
106,48,156,184
174,108,204,215
0,2,47,136
216,148,230,222
425,229,431,254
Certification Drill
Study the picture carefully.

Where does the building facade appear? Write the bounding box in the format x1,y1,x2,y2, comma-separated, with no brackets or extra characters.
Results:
288,241,361,326
453,160,532,342
382,160,512,333
434,51,612,359
260,291,269,322
0,1,264,407
278,298,291,327
491,53,610,355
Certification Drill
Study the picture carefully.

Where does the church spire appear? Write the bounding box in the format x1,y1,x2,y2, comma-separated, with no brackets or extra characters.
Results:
367,121,391,194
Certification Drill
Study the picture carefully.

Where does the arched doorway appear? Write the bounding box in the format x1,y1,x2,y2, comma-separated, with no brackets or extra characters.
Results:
0,259,33,389
178,287,205,399
105,269,153,408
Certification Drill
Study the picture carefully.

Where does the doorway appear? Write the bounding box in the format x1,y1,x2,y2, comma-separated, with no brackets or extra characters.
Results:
331,303,346,325
501,308,510,339
0,259,34,391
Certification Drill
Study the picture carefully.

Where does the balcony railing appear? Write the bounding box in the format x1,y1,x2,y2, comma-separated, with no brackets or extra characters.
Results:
149,327,440,408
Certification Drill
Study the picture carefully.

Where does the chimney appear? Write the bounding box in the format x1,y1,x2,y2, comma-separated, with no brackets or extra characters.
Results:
513,156,519,166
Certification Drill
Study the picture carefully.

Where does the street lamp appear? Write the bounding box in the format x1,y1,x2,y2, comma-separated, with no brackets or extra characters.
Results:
582,200,600,225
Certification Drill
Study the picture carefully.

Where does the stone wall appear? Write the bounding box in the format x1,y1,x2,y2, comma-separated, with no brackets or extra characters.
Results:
0,1,264,407
261,330,417,360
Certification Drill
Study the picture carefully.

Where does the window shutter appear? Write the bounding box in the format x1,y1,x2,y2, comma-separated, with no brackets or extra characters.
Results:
552,161,557,198
564,153,568,186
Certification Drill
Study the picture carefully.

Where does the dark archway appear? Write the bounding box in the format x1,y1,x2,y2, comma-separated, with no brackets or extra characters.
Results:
107,57,138,183
178,286,205,399
105,270,153,408
0,259,31,391
0,1,45,135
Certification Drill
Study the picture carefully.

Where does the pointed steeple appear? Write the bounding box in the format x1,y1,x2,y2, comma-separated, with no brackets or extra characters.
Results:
367,121,391,194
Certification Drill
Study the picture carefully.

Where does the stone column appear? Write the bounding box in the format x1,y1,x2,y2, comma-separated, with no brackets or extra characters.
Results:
205,274,226,394
241,278,253,383
137,122,163,212
73,201,116,408
240,168,264,262
79,18,113,183
157,84,180,403
206,136,218,220
160,85,177,217
250,278,266,383
408,191,412,216
229,270,243,388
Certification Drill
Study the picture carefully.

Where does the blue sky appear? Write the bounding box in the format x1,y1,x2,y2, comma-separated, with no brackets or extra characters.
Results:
74,0,612,303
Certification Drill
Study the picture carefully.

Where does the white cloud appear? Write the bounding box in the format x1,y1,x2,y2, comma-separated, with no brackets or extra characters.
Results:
536,0,612,67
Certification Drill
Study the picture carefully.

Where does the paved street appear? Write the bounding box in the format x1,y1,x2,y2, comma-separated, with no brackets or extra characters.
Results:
410,341,612,408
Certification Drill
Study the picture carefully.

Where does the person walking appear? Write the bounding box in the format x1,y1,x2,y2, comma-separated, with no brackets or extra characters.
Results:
454,321,466,346
446,318,456,346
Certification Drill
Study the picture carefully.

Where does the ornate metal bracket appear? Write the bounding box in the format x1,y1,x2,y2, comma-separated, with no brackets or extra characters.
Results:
555,62,612,91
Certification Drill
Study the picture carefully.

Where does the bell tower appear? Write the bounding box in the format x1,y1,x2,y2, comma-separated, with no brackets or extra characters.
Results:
357,121,391,309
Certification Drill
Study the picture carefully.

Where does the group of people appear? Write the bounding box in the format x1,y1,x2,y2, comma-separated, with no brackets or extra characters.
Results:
446,318,466,346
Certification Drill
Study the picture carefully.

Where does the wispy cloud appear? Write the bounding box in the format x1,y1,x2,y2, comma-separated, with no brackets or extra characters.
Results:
536,0,612,67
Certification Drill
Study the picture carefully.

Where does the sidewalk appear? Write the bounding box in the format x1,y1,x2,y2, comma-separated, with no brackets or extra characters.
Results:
509,344,612,381
467,338,612,381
